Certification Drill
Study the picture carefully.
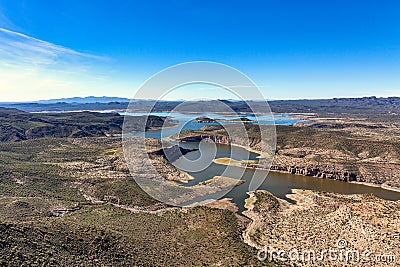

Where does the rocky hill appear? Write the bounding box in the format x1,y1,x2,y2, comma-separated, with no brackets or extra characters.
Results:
0,108,173,142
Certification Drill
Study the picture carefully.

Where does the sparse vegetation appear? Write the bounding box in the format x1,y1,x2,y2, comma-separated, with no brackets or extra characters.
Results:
0,101,399,266
0,137,275,266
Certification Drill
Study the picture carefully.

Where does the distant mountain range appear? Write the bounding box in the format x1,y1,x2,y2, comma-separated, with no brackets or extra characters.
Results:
0,96,399,117
0,96,131,105
36,96,131,104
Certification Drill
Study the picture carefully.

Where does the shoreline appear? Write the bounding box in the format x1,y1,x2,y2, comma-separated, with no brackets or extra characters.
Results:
348,181,400,193
213,156,400,195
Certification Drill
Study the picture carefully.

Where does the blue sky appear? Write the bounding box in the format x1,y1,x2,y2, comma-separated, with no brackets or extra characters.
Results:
0,0,399,101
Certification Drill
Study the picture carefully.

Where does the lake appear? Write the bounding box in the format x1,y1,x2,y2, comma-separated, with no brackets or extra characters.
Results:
129,112,400,213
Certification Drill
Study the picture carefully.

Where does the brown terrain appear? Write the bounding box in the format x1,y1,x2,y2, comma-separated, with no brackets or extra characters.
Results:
243,189,399,266
175,113,400,266
0,100,399,266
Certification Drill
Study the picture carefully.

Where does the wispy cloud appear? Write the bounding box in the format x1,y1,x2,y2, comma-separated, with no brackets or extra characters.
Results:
0,27,116,101
0,27,107,67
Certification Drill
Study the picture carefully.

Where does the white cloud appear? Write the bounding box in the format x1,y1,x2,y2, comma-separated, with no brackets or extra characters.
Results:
0,27,112,101
0,27,107,66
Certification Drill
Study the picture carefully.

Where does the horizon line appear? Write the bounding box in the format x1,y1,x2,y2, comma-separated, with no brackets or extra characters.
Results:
0,94,399,104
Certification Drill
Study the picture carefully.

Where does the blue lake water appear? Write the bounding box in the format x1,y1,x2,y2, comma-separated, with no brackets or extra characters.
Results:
122,111,306,139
